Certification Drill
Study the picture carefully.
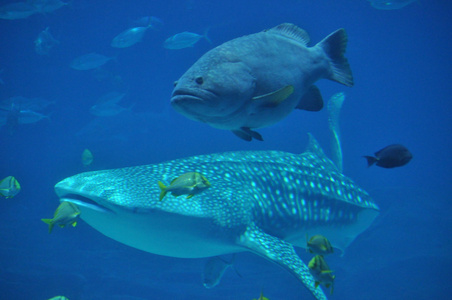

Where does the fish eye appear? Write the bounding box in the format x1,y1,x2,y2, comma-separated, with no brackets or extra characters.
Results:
173,81,178,87
195,76,203,85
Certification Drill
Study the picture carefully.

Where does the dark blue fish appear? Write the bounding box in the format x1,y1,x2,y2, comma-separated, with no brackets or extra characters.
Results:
363,144,412,168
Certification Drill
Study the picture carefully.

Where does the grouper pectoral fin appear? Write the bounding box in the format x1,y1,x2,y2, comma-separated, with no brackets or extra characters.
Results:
296,85,323,112
252,85,294,107
232,127,263,142
237,224,328,300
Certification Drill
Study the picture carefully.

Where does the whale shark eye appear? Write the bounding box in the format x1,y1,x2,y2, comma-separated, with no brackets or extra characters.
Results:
173,81,178,87
195,76,204,85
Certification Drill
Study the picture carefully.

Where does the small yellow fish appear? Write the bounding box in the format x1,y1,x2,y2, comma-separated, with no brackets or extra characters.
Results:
41,201,80,233
158,172,211,201
252,290,269,300
308,255,335,294
81,149,93,166
0,176,21,198
306,234,333,255
48,296,69,300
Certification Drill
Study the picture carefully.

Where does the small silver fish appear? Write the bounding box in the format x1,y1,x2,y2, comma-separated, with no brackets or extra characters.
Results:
203,256,238,288
111,26,150,48
81,149,93,166
17,109,49,124
90,102,133,117
163,30,210,50
0,176,21,198
0,2,37,20
368,0,417,10
70,53,114,71
35,27,59,55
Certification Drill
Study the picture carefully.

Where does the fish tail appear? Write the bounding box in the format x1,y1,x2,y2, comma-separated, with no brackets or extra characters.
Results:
158,181,167,201
41,218,54,233
363,155,378,167
203,28,212,44
317,28,353,87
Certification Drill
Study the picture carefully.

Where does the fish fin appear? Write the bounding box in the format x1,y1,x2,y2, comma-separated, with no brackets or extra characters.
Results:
203,28,212,44
363,156,378,167
232,127,263,142
295,85,323,111
186,194,194,199
321,270,333,274
157,181,167,201
305,133,339,172
267,23,310,45
237,224,327,300
315,281,320,288
59,224,65,228
252,85,294,107
41,218,54,233
72,221,77,227
316,28,353,87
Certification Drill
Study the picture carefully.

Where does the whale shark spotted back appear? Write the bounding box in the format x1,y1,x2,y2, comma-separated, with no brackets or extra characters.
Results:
54,134,379,300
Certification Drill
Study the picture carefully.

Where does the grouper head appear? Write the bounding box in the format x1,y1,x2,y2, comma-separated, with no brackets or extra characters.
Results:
171,58,256,126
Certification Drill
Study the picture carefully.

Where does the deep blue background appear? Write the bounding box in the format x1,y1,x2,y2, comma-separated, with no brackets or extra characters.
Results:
0,1,451,299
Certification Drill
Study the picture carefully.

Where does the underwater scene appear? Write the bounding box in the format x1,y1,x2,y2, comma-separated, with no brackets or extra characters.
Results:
0,0,451,299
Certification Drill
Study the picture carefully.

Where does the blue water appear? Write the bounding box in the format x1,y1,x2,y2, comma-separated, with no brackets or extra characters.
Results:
1,1,451,299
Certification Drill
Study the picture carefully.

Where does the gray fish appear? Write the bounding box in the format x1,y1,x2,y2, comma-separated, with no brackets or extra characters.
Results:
0,2,37,20
31,0,68,14
367,0,417,10
35,27,59,55
54,134,379,300
111,26,150,48
89,102,133,117
203,256,238,288
164,31,210,50
17,109,49,124
70,53,114,71
171,23,353,141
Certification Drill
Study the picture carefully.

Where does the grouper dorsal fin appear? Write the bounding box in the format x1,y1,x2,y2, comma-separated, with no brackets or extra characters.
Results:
305,133,339,172
237,224,327,300
267,23,310,46
252,85,294,107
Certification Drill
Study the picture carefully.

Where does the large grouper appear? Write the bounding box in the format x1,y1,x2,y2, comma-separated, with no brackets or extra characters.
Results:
171,23,354,141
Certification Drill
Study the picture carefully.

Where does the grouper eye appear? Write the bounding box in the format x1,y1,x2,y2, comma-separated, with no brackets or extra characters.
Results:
195,76,204,85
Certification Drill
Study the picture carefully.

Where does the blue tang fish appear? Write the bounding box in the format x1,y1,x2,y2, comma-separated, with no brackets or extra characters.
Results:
54,134,378,300
171,23,353,141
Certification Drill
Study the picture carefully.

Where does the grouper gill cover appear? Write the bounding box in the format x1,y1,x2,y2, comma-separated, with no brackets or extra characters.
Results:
54,134,379,300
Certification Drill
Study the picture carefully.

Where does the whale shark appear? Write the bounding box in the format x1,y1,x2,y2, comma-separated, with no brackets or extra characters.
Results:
54,134,379,300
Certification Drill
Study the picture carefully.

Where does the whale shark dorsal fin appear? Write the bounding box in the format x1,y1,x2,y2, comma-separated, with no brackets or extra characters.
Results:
237,225,327,300
305,133,339,172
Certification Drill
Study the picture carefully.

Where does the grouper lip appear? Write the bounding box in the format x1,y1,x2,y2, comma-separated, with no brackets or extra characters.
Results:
55,185,114,214
171,88,218,105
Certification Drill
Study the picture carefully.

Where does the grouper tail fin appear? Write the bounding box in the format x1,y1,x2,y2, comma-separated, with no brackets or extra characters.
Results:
317,28,353,87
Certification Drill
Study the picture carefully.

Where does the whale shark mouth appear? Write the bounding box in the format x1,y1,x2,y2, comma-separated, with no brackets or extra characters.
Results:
55,185,114,214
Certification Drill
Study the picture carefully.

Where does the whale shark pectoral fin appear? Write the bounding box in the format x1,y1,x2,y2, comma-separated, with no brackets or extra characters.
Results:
237,225,328,300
